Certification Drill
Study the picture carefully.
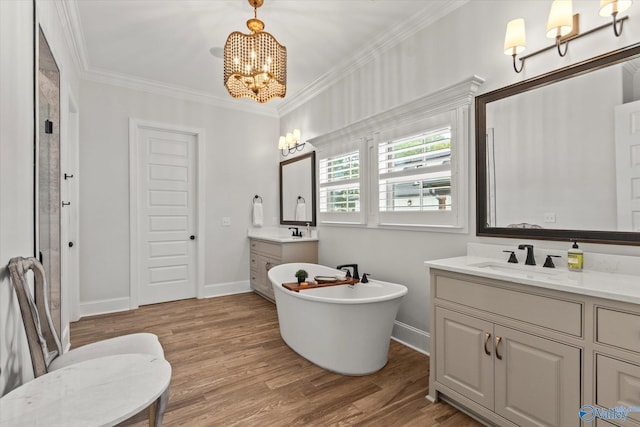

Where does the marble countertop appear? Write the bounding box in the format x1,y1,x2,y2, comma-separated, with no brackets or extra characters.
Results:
0,353,171,427
426,256,640,305
248,228,318,243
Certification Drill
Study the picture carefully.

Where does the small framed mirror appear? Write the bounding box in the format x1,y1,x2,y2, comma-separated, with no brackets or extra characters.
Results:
280,151,316,226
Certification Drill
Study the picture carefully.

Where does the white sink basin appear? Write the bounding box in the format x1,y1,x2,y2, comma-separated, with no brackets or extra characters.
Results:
469,261,568,280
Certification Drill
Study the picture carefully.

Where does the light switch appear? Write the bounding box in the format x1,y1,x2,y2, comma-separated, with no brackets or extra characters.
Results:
222,217,231,226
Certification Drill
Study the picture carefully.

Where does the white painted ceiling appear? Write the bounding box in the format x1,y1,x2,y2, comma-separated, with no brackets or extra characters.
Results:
69,0,465,114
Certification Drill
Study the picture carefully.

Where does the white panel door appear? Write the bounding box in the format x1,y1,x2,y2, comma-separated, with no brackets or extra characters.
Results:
615,100,640,232
138,127,197,305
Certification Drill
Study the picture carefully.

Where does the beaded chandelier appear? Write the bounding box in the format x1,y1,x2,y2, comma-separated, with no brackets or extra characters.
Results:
223,0,287,103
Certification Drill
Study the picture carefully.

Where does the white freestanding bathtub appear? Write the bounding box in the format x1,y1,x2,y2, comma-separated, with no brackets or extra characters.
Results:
268,263,408,375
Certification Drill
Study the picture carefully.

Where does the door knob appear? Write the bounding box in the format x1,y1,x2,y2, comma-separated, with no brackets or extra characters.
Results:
68,242,74,248
190,235,195,240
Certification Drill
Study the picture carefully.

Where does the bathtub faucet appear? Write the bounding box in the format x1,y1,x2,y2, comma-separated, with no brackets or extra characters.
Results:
336,264,360,281
288,227,303,237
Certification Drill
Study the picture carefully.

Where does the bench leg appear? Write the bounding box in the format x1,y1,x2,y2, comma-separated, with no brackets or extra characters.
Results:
148,385,170,427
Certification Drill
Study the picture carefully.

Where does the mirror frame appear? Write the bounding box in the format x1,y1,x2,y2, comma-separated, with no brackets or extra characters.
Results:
476,42,640,246
279,151,317,227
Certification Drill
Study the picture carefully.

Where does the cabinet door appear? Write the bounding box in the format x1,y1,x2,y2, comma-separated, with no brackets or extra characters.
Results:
494,325,581,427
435,307,494,410
257,255,279,300
596,355,640,425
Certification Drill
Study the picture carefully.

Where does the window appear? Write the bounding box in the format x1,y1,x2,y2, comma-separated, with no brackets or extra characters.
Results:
310,76,482,231
378,127,452,213
319,150,360,213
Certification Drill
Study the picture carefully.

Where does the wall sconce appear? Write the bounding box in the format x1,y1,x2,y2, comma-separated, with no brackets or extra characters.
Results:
279,129,305,156
600,0,632,35
504,0,632,73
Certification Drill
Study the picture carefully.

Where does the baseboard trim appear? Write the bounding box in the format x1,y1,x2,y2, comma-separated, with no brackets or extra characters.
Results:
203,280,252,298
79,297,131,318
391,320,430,356
78,282,251,318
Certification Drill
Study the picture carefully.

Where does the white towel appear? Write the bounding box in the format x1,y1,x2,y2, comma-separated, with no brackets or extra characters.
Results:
295,202,306,221
252,202,263,227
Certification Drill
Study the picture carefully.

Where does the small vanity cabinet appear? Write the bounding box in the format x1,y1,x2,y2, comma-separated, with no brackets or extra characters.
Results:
429,266,640,427
249,238,318,302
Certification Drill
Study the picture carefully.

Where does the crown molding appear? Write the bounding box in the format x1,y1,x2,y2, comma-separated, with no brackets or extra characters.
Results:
83,68,279,117
277,0,470,117
56,0,278,118
624,57,640,75
309,75,484,147
56,0,468,120
56,0,90,76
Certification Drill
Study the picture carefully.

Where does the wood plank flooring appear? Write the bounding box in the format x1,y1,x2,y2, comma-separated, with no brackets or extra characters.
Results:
70,293,482,426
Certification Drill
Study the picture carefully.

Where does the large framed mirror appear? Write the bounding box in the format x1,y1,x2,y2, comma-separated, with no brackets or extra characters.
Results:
280,151,317,226
476,43,640,245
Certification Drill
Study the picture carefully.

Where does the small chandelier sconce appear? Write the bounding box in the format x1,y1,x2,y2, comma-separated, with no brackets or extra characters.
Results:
279,129,305,156
504,0,632,73
223,0,287,103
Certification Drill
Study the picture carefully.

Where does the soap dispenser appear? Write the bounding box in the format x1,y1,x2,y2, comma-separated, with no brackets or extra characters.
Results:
567,240,583,272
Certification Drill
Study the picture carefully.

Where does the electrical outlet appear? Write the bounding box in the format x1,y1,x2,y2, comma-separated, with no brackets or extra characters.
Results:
544,213,556,223
222,217,231,226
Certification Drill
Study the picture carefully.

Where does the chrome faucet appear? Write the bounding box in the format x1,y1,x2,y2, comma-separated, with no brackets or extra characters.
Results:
336,264,360,281
288,227,302,237
518,244,536,266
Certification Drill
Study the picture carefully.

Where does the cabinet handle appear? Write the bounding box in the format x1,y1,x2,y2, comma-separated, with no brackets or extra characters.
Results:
484,332,492,355
265,262,273,271
495,336,503,360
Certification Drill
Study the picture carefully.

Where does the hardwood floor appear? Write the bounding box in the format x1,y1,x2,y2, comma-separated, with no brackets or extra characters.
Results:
70,293,482,426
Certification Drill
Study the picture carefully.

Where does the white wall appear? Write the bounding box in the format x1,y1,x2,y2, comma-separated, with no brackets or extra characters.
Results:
0,0,80,395
0,0,35,396
78,80,280,313
280,0,640,353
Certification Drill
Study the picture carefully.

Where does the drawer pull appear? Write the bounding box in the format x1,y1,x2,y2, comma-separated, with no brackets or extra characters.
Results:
484,332,492,356
265,262,273,271
495,336,503,360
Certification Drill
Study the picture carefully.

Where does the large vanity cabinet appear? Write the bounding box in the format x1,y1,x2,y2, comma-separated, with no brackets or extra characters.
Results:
249,238,318,302
429,268,640,427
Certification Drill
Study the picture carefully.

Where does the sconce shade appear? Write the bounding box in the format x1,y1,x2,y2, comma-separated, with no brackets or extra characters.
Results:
504,18,526,55
599,0,632,16
546,0,574,38
278,136,287,149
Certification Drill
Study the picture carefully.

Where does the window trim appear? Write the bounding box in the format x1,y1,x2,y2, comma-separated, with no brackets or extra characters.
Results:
317,139,367,225
375,111,456,226
310,76,484,232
